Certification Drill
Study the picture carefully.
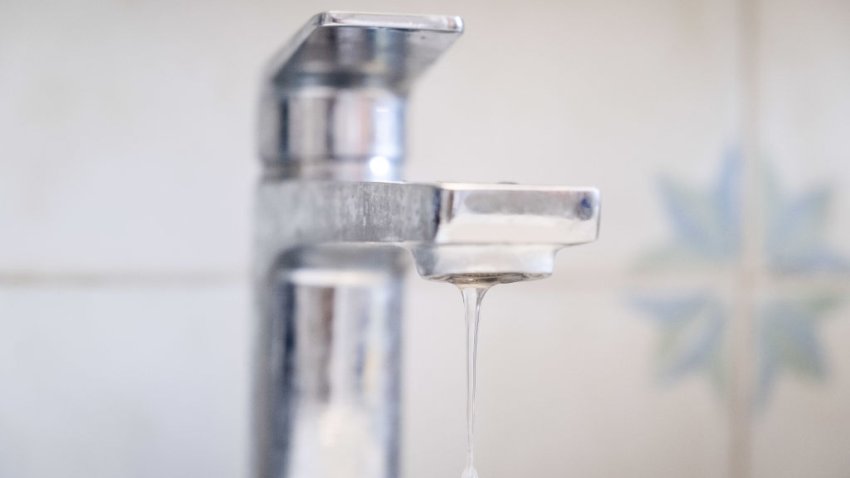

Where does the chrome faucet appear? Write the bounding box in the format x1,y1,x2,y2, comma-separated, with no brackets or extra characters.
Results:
253,11,601,478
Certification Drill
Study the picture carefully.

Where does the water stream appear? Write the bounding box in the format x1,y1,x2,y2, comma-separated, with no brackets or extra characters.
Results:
434,273,546,478
460,285,486,478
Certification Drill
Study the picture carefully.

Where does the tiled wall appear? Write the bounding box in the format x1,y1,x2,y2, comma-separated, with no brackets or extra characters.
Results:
1,0,847,477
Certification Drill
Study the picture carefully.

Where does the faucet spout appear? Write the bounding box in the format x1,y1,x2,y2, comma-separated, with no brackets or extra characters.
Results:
257,180,600,279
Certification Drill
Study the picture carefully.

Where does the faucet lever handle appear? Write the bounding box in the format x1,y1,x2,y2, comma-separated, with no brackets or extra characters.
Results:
266,11,464,91
259,11,464,180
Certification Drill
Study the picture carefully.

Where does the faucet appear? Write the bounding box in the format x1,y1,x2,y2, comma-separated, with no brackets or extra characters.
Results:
253,11,601,478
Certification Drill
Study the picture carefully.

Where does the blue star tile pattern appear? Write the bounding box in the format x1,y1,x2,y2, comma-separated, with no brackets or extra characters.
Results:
763,170,850,273
635,151,742,269
632,293,727,390
755,293,840,405
633,150,847,406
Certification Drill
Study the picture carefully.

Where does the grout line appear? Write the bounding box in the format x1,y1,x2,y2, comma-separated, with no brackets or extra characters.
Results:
731,0,762,474
534,270,850,293
0,271,249,287
2,267,847,290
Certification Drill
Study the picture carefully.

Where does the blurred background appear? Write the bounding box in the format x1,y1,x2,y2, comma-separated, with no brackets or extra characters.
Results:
1,0,849,477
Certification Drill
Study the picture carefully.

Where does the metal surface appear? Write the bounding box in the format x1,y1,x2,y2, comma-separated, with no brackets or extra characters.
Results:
258,11,463,179
253,11,601,478
257,181,601,278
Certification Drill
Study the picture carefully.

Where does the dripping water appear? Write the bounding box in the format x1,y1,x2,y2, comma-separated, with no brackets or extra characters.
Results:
460,284,485,478
431,273,547,478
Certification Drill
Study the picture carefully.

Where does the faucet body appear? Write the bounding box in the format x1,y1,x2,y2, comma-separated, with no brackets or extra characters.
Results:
253,12,600,478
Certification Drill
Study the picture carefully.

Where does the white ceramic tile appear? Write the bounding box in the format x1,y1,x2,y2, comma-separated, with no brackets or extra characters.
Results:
756,0,850,256
0,284,250,478
0,2,265,273
403,275,729,478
